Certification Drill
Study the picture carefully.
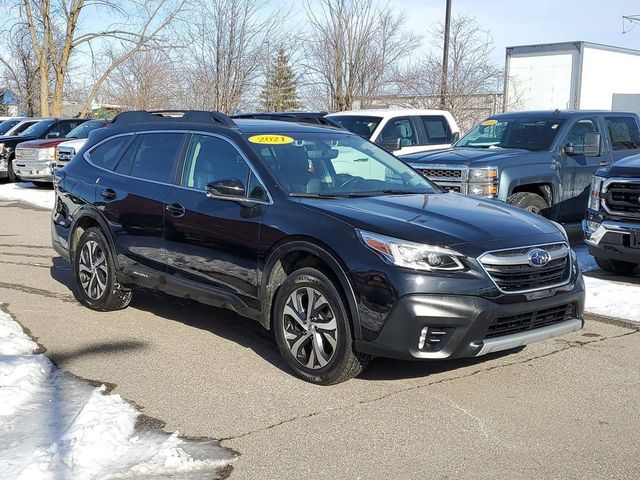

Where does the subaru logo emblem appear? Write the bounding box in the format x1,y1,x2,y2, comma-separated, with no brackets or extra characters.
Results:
528,248,551,268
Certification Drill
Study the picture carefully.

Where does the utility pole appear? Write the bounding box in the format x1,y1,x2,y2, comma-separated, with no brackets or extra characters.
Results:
440,0,452,110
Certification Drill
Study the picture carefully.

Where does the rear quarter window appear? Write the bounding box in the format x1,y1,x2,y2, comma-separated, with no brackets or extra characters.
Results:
86,136,134,170
605,116,640,151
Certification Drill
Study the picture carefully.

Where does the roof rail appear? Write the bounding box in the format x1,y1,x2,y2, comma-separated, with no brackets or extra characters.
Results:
231,112,341,129
110,110,237,128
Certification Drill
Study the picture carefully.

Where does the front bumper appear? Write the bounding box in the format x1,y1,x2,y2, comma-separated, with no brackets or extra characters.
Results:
14,161,54,182
354,275,585,360
582,218,640,264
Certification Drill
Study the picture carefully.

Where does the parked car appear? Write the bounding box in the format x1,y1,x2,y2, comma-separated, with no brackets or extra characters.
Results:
0,117,28,136
0,118,87,183
326,109,460,155
55,121,110,169
52,110,584,384
583,155,640,274
402,110,640,222
13,119,106,184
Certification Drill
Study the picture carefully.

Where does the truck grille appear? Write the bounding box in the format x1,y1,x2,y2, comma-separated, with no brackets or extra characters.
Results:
484,304,575,339
15,147,39,162
418,168,462,179
604,181,640,217
479,243,571,293
413,165,466,193
56,147,76,167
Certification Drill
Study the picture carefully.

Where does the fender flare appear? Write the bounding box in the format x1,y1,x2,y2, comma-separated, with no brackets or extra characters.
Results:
68,207,118,266
259,239,362,339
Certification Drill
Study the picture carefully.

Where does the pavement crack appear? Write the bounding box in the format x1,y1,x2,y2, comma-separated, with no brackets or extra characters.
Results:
0,281,76,303
0,260,51,269
0,242,52,250
219,328,638,444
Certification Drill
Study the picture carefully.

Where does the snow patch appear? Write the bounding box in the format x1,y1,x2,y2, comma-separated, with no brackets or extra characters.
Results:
0,182,55,210
0,307,236,479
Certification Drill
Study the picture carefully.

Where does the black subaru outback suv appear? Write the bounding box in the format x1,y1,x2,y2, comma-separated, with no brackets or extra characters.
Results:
52,110,585,384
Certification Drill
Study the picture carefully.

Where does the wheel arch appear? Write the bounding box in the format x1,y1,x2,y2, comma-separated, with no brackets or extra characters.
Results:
510,182,554,207
69,208,117,265
260,238,361,339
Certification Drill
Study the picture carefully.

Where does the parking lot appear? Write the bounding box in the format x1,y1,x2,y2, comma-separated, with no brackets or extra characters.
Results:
1,196,639,479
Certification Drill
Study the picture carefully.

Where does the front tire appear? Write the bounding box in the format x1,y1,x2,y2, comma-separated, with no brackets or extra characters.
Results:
272,267,369,385
507,192,548,214
7,156,17,182
594,257,638,275
73,227,132,311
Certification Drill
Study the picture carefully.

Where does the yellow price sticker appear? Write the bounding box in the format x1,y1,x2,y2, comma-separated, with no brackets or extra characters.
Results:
248,134,294,145
481,119,498,126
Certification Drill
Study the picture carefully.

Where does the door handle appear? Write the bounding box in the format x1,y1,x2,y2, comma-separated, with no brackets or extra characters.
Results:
165,203,185,217
100,188,117,200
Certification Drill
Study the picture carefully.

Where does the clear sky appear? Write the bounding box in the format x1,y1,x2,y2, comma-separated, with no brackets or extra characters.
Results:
394,0,640,63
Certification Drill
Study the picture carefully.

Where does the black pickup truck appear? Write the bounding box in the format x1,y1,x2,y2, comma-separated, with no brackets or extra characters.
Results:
583,155,640,274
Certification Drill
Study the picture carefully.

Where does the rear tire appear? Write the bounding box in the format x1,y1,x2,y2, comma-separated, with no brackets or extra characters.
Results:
594,257,638,275
73,227,132,311
272,267,369,385
507,192,548,214
7,156,17,182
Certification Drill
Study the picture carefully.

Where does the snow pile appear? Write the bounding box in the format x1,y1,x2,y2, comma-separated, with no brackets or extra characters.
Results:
0,308,236,479
0,182,55,210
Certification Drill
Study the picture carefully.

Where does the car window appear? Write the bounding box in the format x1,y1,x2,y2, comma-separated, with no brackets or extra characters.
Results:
328,116,382,140
605,116,640,151
21,120,55,137
181,134,250,192
13,121,38,135
378,117,417,149
247,171,268,201
116,133,185,183
57,120,84,137
66,120,106,139
421,115,452,145
87,136,134,170
457,118,564,151
0,119,21,135
565,118,599,154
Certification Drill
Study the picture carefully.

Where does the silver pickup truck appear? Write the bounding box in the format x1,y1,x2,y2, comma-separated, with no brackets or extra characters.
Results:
402,110,640,222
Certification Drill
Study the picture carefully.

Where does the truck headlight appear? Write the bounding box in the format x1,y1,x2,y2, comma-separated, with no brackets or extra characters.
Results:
358,230,466,272
37,147,56,161
588,176,604,211
468,167,499,197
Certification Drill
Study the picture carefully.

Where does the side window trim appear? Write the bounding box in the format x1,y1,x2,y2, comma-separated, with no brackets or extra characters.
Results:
174,130,273,205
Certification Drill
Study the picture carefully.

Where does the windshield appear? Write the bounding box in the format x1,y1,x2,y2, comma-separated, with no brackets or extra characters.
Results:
0,119,21,135
21,120,55,137
456,118,565,151
327,116,382,140
66,120,105,139
245,132,437,197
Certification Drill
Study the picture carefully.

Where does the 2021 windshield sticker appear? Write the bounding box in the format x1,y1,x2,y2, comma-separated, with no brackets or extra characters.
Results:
248,134,294,145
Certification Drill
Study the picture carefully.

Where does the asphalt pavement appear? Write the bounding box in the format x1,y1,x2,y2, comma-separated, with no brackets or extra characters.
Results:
1,200,638,479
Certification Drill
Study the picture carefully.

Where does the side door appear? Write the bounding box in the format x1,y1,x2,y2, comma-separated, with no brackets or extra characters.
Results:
163,133,268,310
603,115,640,162
558,117,605,220
93,131,187,280
415,115,454,151
375,116,421,156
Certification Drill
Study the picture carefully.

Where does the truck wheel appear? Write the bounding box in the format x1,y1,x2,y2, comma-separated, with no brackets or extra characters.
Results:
32,181,52,189
7,156,17,182
272,267,369,385
73,227,132,311
594,257,638,275
507,192,548,214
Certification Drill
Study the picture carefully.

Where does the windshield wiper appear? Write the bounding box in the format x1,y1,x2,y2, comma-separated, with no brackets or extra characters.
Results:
289,193,348,198
344,189,429,197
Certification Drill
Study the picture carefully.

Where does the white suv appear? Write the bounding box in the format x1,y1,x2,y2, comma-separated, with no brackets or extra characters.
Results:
326,109,460,156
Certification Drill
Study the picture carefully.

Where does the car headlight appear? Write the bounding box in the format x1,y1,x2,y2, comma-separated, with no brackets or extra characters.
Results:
37,147,56,161
588,176,604,211
468,167,498,183
358,230,466,272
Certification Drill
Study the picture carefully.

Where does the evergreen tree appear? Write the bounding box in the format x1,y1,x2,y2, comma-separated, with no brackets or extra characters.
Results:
260,48,300,112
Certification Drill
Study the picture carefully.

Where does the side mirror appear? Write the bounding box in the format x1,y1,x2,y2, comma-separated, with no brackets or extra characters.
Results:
206,178,246,198
47,131,60,139
451,132,460,144
377,137,402,151
584,132,601,157
563,143,575,155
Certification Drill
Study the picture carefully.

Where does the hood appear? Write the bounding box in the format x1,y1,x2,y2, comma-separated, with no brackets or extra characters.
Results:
57,138,88,150
15,138,66,149
0,134,36,145
605,154,640,178
401,147,540,166
299,193,563,256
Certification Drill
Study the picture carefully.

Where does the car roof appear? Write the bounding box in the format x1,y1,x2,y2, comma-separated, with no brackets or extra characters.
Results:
234,118,343,134
489,110,640,119
327,108,452,117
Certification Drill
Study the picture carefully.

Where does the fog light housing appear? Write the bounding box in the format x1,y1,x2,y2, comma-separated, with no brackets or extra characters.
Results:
468,184,498,197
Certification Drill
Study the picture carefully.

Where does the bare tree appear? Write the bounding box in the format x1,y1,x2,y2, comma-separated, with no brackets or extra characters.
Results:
5,0,187,117
182,0,285,114
0,26,39,115
395,15,503,130
303,0,419,112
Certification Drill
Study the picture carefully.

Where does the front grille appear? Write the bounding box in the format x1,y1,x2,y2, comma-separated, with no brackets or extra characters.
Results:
15,148,39,163
479,243,570,293
418,168,462,179
604,181,640,217
56,147,76,167
485,304,575,339
442,185,461,193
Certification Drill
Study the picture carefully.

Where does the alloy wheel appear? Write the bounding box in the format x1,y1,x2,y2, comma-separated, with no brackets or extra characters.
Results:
78,240,108,300
282,287,338,369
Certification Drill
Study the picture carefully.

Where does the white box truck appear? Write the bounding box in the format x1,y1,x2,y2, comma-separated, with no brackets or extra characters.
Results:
504,41,640,112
